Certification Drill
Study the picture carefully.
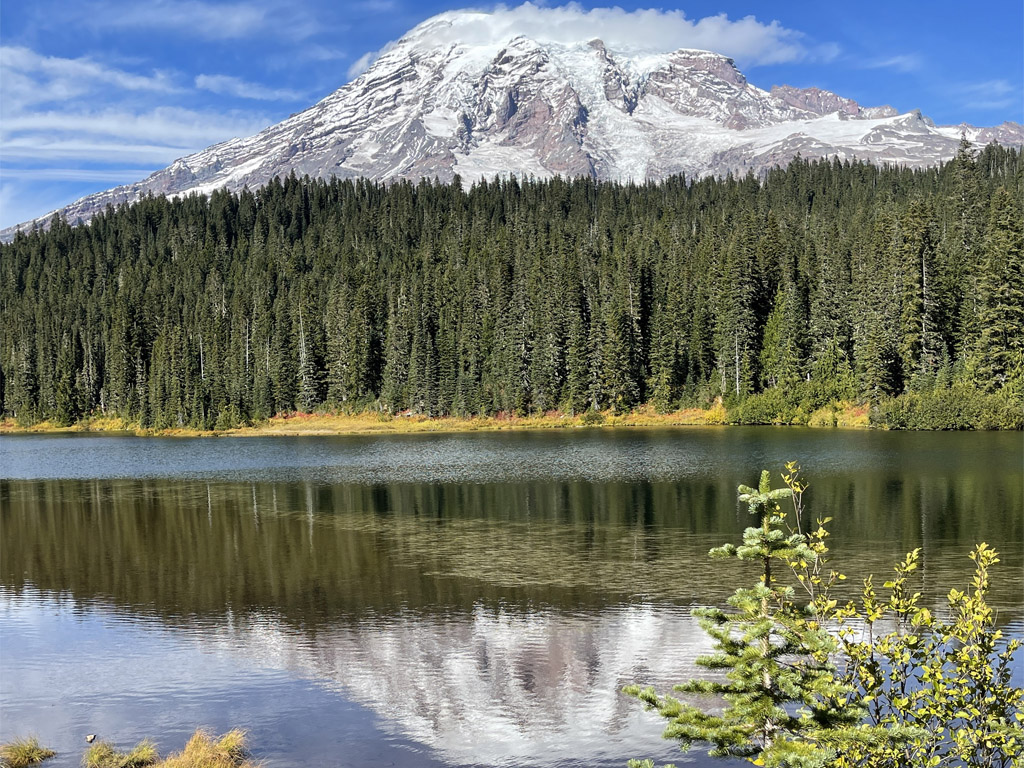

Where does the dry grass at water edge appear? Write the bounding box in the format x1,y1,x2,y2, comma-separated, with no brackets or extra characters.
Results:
1,730,258,768
84,730,256,768
227,407,717,436
0,401,877,437
83,739,158,768
0,737,56,768
156,729,255,768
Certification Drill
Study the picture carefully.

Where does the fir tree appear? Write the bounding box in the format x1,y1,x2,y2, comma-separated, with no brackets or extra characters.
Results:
973,188,1024,391
625,468,866,767
760,285,804,390
2,155,1021,429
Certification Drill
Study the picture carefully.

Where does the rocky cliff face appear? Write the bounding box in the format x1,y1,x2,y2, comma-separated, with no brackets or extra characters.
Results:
6,9,1022,236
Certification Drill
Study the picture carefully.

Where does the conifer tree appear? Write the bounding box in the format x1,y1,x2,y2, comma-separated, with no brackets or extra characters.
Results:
714,220,758,398
10,339,38,424
627,469,1024,767
625,468,865,767
760,285,803,390
973,188,1024,391
945,138,986,359
564,305,591,414
897,200,940,387
2,154,1022,429
53,330,81,426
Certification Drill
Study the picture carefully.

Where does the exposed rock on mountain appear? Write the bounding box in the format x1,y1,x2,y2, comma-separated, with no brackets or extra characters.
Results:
7,10,1022,236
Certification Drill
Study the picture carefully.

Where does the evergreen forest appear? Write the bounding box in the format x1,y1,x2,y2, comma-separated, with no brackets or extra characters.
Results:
2,141,1022,430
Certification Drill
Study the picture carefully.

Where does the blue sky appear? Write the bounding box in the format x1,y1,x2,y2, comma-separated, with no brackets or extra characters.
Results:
1,0,1021,228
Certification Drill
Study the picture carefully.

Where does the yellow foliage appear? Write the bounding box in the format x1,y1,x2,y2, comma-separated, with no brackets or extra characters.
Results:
704,396,727,425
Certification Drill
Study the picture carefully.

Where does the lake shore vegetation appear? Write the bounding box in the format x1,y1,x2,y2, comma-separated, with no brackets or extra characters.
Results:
0,398,866,436
2,146,1021,433
1,729,256,768
0,738,56,768
626,464,1023,767
5,387,1019,435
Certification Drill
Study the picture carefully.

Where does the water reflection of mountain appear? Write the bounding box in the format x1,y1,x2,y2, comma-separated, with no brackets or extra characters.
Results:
2,471,1022,766
201,603,715,766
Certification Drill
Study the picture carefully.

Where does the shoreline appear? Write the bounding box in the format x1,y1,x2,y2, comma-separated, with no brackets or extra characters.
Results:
0,402,873,437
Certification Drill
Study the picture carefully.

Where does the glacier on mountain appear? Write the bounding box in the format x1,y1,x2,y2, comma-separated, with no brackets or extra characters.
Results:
5,9,1022,236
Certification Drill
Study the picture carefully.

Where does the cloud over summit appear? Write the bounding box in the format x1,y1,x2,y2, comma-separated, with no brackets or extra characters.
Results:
402,3,826,67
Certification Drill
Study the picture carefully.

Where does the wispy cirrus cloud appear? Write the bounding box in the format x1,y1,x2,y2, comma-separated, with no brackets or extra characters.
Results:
864,53,923,73
354,0,399,11
953,79,1018,112
65,0,319,41
347,51,378,79
2,107,271,163
0,168,164,182
0,40,273,172
0,46,180,109
79,0,269,39
195,74,304,101
0,33,280,227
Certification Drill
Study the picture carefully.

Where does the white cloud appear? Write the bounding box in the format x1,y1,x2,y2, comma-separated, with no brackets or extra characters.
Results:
0,43,273,170
0,46,180,109
296,45,349,63
80,0,269,39
347,2,833,83
2,139,198,164
865,54,923,73
954,79,1018,111
961,79,1014,96
0,182,78,230
1,107,271,163
347,51,378,79
404,3,824,66
354,0,398,10
195,74,304,101
0,168,161,182
68,0,319,41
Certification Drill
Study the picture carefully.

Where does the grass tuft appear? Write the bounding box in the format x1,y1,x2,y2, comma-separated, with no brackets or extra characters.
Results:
2,730,254,768
82,739,157,768
0,738,56,768
122,741,159,768
159,729,256,768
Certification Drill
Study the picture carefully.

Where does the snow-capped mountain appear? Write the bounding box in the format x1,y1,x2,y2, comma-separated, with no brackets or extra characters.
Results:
7,10,1023,235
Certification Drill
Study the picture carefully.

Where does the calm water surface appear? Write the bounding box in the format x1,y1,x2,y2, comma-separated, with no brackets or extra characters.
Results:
1,427,1022,767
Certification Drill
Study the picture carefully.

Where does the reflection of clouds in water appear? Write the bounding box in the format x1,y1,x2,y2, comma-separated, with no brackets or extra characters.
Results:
206,604,715,766
0,590,451,768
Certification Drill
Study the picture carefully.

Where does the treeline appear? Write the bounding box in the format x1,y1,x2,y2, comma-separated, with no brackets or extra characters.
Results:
1,142,1022,430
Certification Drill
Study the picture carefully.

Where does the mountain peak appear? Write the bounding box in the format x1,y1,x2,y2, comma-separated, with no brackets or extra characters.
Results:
4,10,1022,239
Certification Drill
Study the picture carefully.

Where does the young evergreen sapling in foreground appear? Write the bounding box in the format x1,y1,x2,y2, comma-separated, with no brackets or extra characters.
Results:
624,465,868,767
625,465,1023,768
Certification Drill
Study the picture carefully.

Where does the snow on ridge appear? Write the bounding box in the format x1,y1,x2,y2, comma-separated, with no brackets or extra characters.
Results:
3,9,1022,239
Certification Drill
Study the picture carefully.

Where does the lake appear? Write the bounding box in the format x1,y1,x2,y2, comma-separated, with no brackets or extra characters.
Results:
1,427,1021,767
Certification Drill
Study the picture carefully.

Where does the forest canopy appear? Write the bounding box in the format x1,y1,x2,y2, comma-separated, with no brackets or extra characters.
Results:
1,142,1021,430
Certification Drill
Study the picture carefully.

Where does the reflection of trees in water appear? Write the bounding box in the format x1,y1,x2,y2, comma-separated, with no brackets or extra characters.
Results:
1,472,1021,766
1,475,1020,622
